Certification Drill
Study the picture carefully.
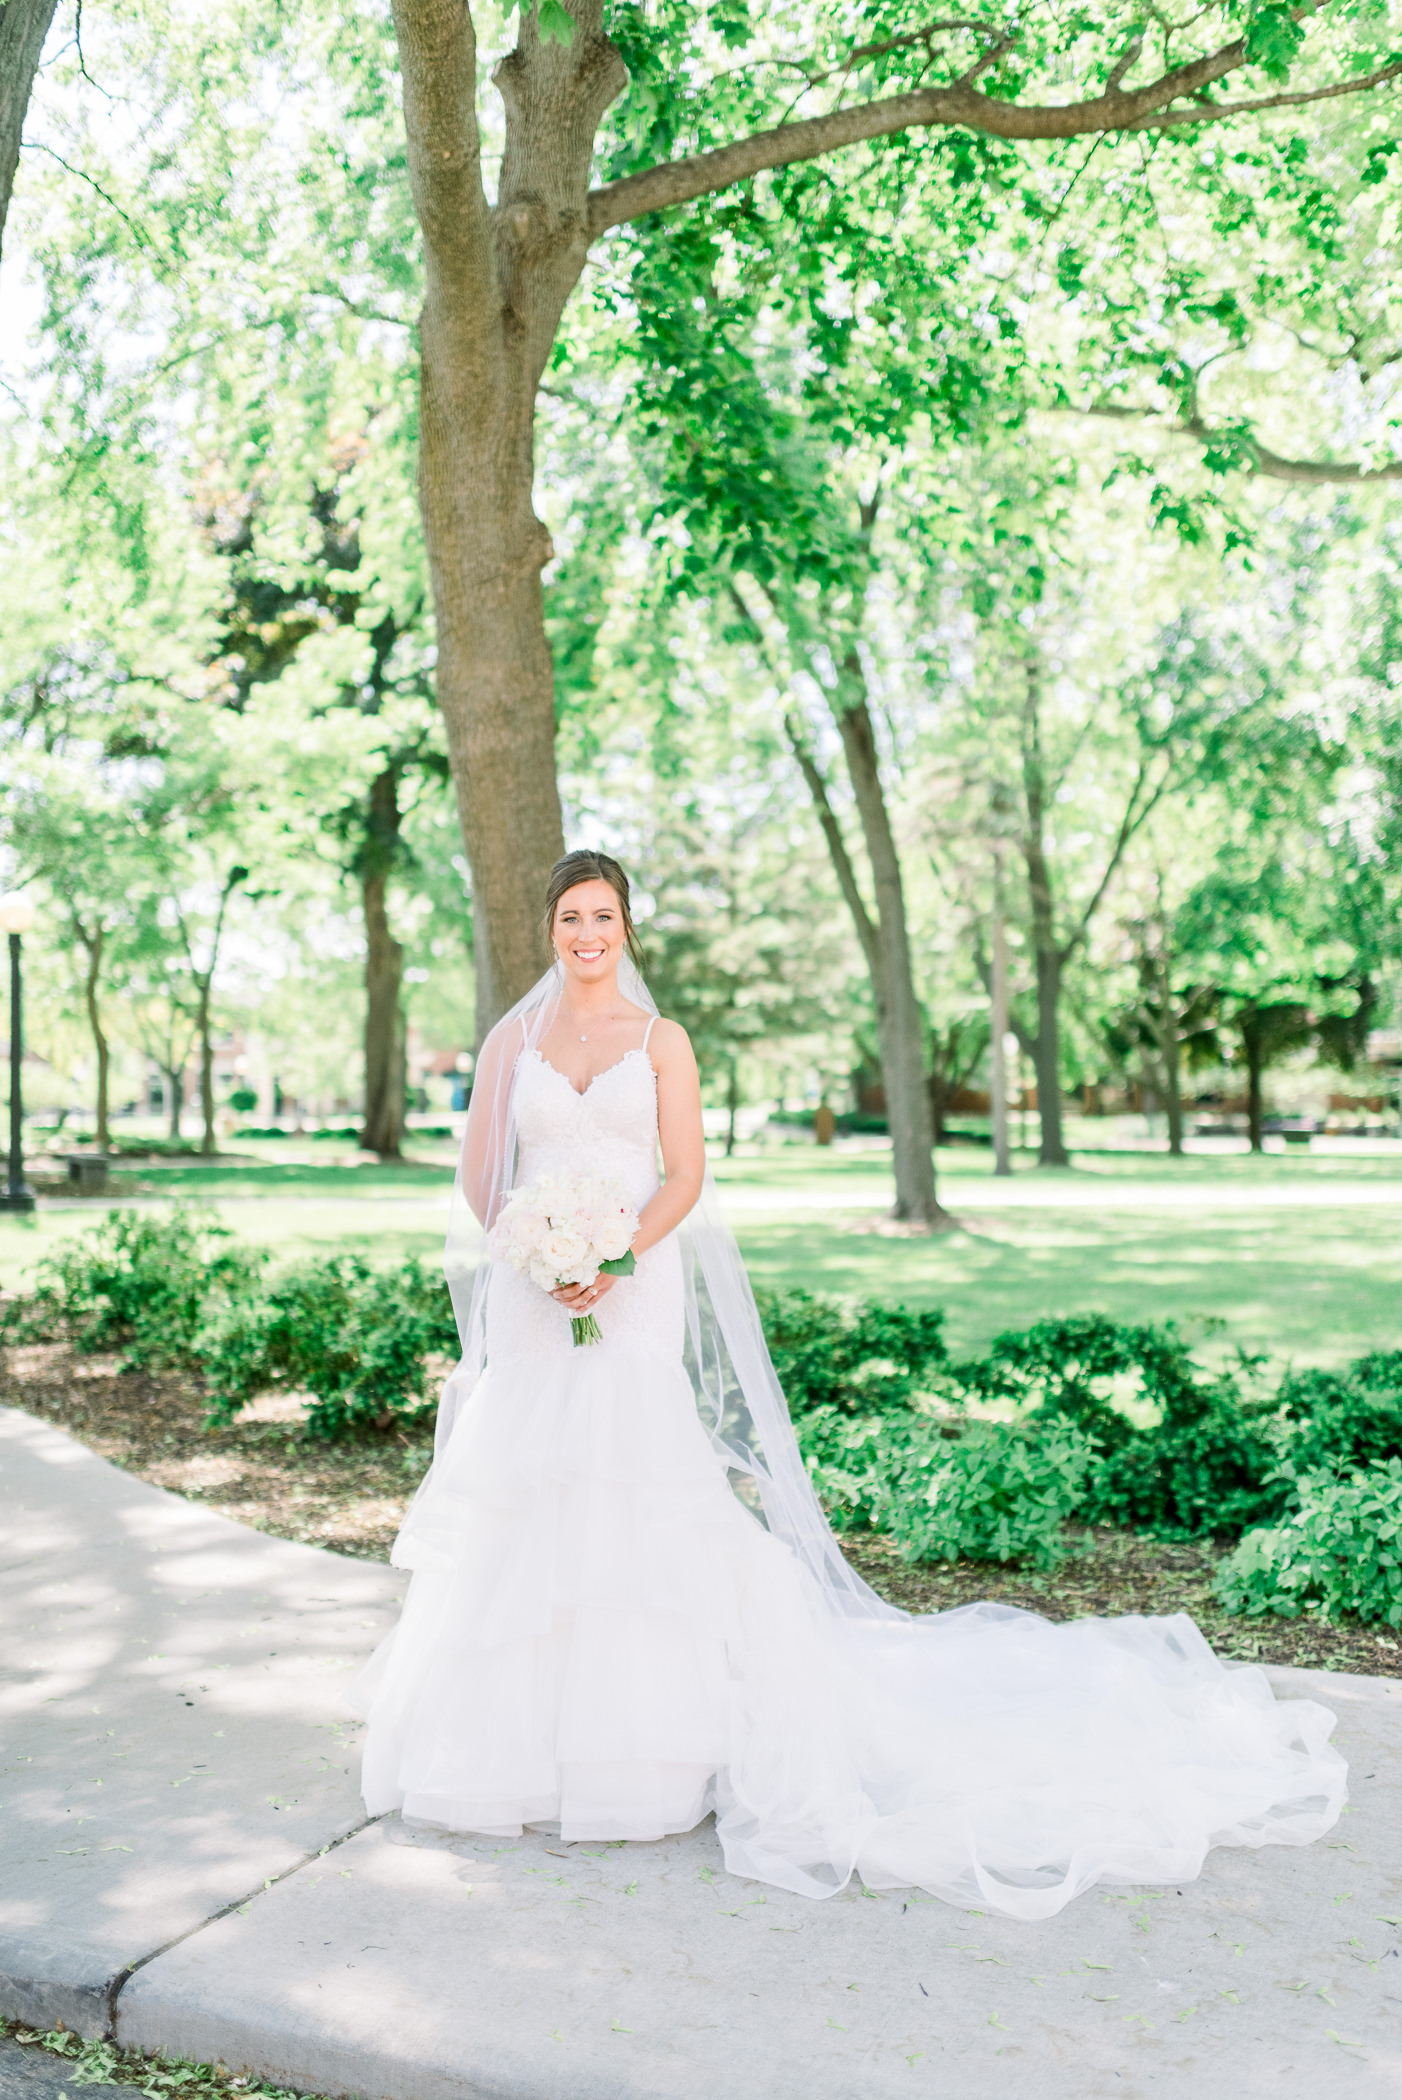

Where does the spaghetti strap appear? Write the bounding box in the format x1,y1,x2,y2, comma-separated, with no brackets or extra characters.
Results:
519,1014,529,1048
642,1015,657,1053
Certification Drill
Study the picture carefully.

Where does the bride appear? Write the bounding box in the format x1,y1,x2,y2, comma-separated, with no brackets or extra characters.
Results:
351,849,1344,1919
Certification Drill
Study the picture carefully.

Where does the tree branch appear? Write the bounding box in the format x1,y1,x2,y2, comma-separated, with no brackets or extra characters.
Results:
20,140,152,249
1061,756,1170,963
1123,57,1402,127
586,31,1349,233
1075,401,1402,484
390,0,492,297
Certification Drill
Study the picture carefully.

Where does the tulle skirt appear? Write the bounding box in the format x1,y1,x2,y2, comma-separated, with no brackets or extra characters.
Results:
350,1335,1346,1919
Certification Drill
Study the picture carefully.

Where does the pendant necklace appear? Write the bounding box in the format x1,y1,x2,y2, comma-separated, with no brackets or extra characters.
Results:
569,1010,625,1045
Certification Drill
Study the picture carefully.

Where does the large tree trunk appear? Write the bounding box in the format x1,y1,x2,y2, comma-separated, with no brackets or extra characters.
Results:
360,767,407,1158
1153,963,1185,1158
989,894,1012,1177
164,1063,183,1142
827,654,944,1224
80,931,110,1151
1243,1023,1265,1154
1164,1036,1184,1156
1019,657,1069,1168
1030,943,1068,1167
0,0,57,262
786,693,946,1225
196,985,217,1155
361,873,405,1156
393,0,625,1037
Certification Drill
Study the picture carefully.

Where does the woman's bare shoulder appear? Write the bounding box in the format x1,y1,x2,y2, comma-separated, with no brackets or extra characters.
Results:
646,1015,696,1066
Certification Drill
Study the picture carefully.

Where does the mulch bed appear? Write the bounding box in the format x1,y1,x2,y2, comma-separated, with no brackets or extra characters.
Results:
6,1342,1398,1682
842,1533,1400,1678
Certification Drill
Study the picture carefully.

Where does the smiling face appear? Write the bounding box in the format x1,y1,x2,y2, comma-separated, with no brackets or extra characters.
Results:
551,879,627,988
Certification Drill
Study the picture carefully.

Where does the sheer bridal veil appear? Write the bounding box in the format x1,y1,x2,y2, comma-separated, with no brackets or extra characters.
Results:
416,955,901,1627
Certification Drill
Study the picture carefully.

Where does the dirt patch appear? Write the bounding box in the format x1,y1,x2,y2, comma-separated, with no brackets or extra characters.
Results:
843,1532,1401,1678
5,1343,1397,1681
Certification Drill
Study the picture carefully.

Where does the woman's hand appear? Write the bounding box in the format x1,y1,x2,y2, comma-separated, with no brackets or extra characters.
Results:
550,1272,618,1313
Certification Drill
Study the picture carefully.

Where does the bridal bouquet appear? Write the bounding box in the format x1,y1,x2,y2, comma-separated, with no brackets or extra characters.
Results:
488,1172,639,1346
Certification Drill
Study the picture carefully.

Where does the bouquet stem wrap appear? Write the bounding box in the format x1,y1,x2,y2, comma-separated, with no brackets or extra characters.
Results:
569,1250,636,1346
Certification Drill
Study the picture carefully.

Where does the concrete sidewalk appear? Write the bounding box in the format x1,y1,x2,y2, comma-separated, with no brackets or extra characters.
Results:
4,1405,1401,2097
0,1408,404,2030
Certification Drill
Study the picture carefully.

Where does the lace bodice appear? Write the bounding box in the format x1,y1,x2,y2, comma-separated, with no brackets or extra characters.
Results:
485,1038,683,1366
513,1047,662,1212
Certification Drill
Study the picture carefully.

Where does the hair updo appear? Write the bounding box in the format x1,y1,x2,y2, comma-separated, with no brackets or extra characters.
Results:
543,850,646,972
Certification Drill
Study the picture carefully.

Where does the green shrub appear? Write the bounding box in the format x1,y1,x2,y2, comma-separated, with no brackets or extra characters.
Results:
1086,1404,1288,1539
881,1418,1098,1571
1215,1460,1402,1626
792,1403,1093,1568
202,1253,457,1439
957,1314,1209,1450
1,1204,263,1371
1274,1353,1402,1474
754,1288,948,1417
792,1405,930,1533
942,1313,1286,1540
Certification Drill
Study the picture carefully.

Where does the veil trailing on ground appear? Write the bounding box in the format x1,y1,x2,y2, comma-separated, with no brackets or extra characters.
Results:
419,956,901,1626
365,956,1345,1914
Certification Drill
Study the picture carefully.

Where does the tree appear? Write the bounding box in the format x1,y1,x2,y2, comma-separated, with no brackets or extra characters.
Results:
643,797,841,1156
0,0,57,260
1010,632,1194,1166
125,929,201,1141
388,0,1401,1025
1172,831,1380,1151
11,0,1398,1051
7,774,153,1150
176,863,248,1155
207,495,447,1157
1229,981,1375,1150
615,158,1001,1223
1105,901,1220,1155
783,685,942,1216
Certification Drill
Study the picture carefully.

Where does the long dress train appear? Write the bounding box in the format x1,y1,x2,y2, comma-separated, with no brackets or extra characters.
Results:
350,1039,1344,1919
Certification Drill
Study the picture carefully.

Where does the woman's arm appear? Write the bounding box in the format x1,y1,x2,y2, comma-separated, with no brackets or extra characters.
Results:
632,1017,705,1253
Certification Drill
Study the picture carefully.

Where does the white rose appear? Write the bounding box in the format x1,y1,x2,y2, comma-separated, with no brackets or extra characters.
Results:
543,1228,587,1275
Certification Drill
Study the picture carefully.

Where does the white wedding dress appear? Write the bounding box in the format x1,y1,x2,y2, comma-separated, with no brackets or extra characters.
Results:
351,1033,1346,1918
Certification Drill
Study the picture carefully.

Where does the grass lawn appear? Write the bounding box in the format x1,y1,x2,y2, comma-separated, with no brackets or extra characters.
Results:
2,1136,1400,1369
719,1144,1402,1366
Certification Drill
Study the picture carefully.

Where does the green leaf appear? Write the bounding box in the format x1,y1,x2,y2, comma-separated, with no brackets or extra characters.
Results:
1242,3,1305,83
537,0,575,48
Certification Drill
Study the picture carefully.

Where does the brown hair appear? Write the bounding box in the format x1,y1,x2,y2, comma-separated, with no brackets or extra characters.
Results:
543,850,646,972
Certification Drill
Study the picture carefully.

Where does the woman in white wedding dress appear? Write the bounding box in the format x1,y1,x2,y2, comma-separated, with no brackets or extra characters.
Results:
351,850,1344,1919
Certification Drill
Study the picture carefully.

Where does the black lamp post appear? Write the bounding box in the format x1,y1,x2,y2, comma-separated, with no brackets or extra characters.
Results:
0,895,36,1214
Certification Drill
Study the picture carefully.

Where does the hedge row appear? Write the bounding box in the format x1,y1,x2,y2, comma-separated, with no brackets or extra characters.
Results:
5,1206,1400,1625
